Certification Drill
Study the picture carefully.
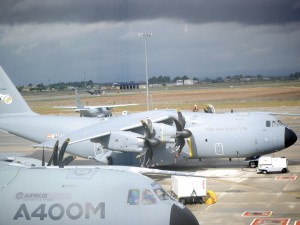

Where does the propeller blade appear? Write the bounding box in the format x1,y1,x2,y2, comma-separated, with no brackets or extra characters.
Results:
138,119,160,167
177,109,186,128
172,110,192,156
172,137,185,154
58,138,70,168
141,120,151,138
146,117,154,135
136,146,148,158
141,144,153,167
63,155,76,166
47,140,59,166
42,146,45,166
173,118,183,132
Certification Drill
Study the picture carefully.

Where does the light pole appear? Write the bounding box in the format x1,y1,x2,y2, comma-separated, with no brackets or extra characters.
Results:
139,32,152,111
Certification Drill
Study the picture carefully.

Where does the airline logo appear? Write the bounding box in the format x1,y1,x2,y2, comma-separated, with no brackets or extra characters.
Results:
0,93,13,104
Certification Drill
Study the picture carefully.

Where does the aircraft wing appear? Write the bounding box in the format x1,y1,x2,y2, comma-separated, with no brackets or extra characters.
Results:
268,112,300,116
37,109,176,148
92,103,139,108
53,103,139,110
76,103,139,110
52,106,77,109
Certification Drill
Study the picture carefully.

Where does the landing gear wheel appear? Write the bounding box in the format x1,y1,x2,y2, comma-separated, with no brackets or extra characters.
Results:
249,161,257,168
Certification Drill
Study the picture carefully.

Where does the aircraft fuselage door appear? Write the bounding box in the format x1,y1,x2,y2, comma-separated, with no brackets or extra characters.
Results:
215,143,224,155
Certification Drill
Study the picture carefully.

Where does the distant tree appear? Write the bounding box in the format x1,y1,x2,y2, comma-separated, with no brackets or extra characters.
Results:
86,80,94,86
36,83,46,91
17,86,24,92
216,77,224,83
232,75,239,81
172,76,181,83
182,75,189,80
256,74,263,80
289,72,300,80
204,77,211,83
225,76,232,81
172,75,189,83
149,76,157,84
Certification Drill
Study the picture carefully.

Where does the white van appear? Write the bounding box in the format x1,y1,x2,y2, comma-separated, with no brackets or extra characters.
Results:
256,156,288,174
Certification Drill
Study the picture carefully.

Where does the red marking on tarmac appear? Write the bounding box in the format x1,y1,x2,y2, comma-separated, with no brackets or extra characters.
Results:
250,218,290,225
275,176,297,181
242,211,272,217
294,221,300,225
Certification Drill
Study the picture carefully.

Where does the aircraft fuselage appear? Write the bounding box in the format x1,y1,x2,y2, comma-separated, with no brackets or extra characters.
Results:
0,165,198,225
0,110,296,167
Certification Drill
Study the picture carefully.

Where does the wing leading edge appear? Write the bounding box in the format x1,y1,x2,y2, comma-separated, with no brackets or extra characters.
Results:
37,110,177,149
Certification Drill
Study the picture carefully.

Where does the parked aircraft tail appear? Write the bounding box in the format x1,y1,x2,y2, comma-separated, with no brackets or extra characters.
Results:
0,66,36,116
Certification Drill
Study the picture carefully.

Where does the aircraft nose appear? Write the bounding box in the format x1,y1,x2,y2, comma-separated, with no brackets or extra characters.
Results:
285,127,297,148
170,204,199,225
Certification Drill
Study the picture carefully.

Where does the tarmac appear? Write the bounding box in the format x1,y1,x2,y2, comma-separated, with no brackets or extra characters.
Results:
0,108,299,225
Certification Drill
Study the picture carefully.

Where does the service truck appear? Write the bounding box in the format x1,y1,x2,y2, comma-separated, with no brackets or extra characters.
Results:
171,175,206,205
256,156,288,174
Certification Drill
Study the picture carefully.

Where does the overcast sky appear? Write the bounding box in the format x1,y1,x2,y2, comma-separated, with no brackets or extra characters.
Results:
0,0,300,85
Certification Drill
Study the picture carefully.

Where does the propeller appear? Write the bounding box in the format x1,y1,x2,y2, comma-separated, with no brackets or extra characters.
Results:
172,110,192,155
46,138,75,168
136,119,160,167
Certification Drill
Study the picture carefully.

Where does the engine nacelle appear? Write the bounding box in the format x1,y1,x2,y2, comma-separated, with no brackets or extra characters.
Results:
107,131,144,153
152,123,177,143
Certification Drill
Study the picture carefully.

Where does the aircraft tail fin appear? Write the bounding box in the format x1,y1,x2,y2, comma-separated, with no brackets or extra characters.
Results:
74,89,84,109
0,66,36,116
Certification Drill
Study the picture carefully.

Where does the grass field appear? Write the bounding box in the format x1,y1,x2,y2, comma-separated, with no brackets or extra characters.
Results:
22,80,300,115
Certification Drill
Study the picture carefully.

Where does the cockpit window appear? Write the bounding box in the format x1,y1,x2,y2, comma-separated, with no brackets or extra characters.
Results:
127,189,140,205
142,189,156,205
154,188,170,201
267,120,283,127
278,120,285,126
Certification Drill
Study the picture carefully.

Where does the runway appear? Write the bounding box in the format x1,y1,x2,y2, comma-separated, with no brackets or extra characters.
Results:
0,109,299,224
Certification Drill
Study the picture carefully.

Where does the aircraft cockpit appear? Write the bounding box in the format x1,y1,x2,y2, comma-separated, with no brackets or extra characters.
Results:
127,186,172,206
266,120,285,127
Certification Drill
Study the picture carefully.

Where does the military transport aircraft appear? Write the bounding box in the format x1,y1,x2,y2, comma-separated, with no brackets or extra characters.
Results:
53,89,138,118
86,88,103,95
0,66,297,167
0,144,199,225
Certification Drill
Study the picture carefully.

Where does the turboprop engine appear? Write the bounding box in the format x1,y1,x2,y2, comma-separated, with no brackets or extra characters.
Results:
107,131,145,153
103,110,193,167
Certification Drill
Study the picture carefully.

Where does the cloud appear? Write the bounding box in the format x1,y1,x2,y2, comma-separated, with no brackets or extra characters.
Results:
1,0,300,25
0,1,299,85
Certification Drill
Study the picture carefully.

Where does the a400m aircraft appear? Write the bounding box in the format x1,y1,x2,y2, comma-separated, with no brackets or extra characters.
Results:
53,88,138,118
0,143,199,225
0,66,297,167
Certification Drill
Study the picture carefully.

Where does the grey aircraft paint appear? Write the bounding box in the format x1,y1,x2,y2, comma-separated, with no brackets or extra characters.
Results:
0,66,297,167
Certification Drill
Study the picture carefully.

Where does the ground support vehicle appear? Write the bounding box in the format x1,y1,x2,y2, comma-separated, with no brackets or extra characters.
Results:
256,156,288,174
171,176,206,205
